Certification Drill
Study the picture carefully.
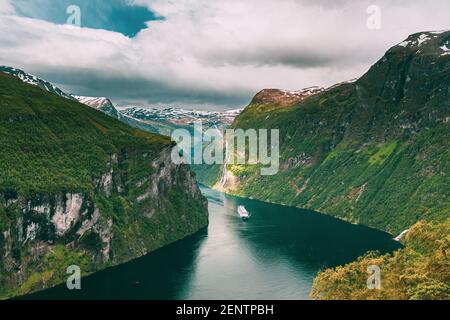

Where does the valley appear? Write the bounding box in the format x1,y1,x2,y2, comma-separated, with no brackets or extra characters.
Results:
208,30,450,236
21,186,401,300
0,29,448,301
0,72,208,299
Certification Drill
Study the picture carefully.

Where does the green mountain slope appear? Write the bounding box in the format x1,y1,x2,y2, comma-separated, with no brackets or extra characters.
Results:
212,30,449,235
311,218,450,300
0,73,208,299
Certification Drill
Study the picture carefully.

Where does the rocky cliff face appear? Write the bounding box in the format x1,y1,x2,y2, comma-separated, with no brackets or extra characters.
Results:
0,146,208,299
212,30,449,234
0,73,208,299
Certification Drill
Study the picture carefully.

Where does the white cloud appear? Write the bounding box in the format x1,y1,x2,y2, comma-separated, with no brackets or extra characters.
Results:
0,0,449,108
0,0,14,14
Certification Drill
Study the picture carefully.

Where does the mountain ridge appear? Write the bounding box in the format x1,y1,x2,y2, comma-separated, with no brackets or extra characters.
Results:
0,66,242,137
0,72,208,299
0,66,75,101
209,30,450,235
72,95,120,119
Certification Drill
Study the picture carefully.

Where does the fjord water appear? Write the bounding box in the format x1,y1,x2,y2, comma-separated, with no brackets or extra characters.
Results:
26,186,401,300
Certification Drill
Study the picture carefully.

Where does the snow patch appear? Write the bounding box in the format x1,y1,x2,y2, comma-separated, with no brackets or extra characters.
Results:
326,79,358,91
0,66,72,100
429,30,447,35
279,86,324,97
397,32,442,48
72,95,112,109
120,106,243,127
417,34,431,46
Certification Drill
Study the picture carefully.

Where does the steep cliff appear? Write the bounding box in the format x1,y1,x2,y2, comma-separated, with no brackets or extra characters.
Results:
0,73,208,299
213,30,449,234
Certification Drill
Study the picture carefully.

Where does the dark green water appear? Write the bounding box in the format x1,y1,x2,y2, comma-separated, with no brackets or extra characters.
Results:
25,186,401,300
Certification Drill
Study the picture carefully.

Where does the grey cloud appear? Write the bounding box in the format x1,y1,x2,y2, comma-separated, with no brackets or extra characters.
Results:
36,67,251,108
201,47,365,68
1,0,450,110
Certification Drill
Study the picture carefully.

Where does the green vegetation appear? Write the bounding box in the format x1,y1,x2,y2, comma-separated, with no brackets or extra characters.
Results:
15,245,92,297
227,164,259,178
208,31,450,235
217,82,449,234
0,73,208,299
192,164,222,187
368,141,398,165
197,31,450,300
0,73,171,196
311,219,450,300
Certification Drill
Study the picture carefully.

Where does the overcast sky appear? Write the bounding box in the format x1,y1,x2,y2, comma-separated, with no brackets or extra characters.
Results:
0,0,449,110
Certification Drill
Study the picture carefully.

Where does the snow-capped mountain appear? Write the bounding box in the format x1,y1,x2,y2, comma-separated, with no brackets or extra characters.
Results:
120,107,242,130
0,65,242,136
0,66,75,101
72,95,119,118
251,86,325,107
397,30,450,56
117,106,242,137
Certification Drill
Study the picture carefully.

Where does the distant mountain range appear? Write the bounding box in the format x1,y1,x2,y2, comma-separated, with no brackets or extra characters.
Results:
120,106,242,135
121,106,241,127
0,66,242,137
0,66,75,101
